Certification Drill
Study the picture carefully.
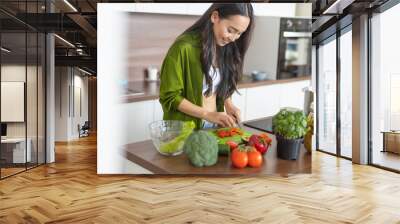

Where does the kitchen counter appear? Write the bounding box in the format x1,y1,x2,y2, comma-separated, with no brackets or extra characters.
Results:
122,76,310,103
123,126,311,176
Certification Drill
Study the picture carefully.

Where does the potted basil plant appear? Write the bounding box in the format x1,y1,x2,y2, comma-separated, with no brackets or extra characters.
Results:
272,109,309,160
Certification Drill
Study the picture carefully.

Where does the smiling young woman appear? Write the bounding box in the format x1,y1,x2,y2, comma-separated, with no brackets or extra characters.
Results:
159,3,255,129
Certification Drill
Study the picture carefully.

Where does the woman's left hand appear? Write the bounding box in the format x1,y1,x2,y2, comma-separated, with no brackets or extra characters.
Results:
224,99,241,124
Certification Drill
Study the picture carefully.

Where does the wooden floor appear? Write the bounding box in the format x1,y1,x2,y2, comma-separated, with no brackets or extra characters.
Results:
1,167,26,178
1,163,45,178
1,135,400,223
372,150,400,171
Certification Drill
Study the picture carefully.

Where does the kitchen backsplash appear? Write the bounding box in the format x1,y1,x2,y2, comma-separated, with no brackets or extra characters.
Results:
126,12,198,81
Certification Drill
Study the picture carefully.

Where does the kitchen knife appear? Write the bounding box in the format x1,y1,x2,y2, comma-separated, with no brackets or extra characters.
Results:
234,116,243,129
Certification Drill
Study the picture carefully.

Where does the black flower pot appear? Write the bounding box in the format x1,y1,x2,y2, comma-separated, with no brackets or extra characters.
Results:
276,135,303,160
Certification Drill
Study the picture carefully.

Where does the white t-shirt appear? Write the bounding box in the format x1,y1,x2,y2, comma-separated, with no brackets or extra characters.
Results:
202,66,221,95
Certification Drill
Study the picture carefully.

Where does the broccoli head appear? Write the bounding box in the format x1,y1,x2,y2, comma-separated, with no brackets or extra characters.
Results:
183,131,219,167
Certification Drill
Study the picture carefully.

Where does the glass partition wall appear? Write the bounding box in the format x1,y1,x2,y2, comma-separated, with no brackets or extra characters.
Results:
0,2,46,179
316,26,353,159
339,26,352,159
317,35,337,155
316,1,400,171
0,31,27,177
370,3,400,172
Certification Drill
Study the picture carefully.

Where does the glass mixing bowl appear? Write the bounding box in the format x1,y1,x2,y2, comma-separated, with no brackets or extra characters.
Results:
148,120,186,156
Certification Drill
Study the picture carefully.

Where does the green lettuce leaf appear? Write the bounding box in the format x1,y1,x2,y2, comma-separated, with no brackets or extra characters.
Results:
159,121,195,154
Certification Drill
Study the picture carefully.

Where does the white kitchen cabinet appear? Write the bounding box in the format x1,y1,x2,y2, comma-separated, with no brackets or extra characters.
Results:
122,80,310,146
120,99,163,145
107,100,155,174
186,3,212,15
231,88,247,122
245,80,311,121
135,3,188,15
121,100,154,144
279,80,310,110
245,84,282,121
153,99,164,122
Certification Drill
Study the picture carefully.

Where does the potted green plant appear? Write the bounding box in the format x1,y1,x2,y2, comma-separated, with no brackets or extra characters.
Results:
272,109,309,160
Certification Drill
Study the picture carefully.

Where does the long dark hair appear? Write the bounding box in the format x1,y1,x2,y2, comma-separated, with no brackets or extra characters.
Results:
184,3,254,100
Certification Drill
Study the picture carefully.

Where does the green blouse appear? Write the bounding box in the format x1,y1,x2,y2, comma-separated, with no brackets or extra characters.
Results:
159,31,224,129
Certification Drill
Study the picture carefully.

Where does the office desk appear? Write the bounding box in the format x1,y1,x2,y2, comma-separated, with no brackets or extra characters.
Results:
382,131,400,154
1,138,32,164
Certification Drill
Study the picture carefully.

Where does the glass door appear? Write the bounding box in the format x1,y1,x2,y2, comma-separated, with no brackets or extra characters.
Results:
370,3,400,171
317,35,337,155
1,31,28,178
0,1,47,179
339,27,352,159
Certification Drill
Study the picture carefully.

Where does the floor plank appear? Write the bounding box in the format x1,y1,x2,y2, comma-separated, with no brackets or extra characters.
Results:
372,151,400,171
0,134,399,223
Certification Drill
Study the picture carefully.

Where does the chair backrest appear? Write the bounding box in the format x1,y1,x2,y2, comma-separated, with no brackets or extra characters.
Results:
82,121,90,129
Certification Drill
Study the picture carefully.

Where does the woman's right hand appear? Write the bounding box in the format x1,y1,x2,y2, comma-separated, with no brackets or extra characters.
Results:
204,111,236,127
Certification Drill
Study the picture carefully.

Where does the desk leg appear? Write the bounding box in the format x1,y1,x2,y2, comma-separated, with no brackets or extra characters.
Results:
382,133,386,152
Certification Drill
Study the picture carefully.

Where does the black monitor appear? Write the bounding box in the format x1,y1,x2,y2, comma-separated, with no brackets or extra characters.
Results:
1,123,7,137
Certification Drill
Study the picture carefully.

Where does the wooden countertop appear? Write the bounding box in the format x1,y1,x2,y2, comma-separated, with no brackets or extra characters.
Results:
123,126,311,176
122,76,310,103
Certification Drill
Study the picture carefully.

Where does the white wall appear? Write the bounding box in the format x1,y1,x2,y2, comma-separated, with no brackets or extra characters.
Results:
1,65,26,81
1,66,26,127
55,67,89,141
55,67,68,141
72,73,89,137
1,65,38,138
1,64,47,163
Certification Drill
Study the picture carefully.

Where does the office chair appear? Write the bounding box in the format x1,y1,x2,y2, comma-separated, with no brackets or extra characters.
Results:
79,121,90,138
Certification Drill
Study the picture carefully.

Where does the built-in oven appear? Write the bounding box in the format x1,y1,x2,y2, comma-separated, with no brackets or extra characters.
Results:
277,18,312,79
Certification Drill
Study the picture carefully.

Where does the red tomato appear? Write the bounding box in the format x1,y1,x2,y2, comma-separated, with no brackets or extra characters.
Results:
248,134,271,155
230,128,243,136
247,149,263,168
260,133,272,144
231,148,248,168
226,140,238,151
248,134,259,146
216,128,243,138
254,142,267,155
217,130,229,138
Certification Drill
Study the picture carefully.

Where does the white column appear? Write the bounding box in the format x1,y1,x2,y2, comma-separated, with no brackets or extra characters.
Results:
46,33,55,163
